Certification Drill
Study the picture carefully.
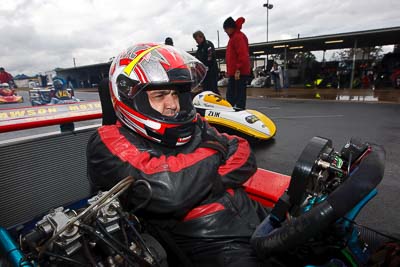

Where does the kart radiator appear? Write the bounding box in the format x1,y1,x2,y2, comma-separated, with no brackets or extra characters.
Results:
0,126,97,228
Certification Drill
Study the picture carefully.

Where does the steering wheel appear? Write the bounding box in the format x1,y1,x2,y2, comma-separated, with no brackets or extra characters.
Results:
252,136,385,256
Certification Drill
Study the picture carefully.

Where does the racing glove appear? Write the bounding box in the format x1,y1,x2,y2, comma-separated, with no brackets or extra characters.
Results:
199,125,229,163
251,215,281,240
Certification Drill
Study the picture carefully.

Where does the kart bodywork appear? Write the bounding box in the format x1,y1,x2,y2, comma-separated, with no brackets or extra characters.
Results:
0,83,23,104
0,101,101,132
250,76,271,88
193,91,276,141
29,87,80,106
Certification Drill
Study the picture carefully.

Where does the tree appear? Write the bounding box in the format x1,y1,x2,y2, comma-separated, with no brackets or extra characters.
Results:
294,51,316,66
330,46,384,62
293,52,318,83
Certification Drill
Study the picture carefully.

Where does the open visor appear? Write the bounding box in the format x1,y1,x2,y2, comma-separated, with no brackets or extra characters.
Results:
116,75,198,124
116,50,206,123
117,62,207,96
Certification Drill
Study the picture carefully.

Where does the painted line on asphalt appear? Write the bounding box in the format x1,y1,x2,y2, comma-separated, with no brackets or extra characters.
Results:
271,115,344,119
258,106,281,109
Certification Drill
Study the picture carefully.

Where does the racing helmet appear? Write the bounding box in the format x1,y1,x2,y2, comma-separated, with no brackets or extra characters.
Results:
0,83,9,89
109,43,207,146
53,79,64,90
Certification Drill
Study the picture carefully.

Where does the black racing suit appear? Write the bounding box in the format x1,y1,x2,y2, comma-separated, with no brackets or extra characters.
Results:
87,116,268,266
195,39,220,94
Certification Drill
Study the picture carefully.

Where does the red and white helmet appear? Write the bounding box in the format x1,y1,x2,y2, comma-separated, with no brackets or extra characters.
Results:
109,43,207,146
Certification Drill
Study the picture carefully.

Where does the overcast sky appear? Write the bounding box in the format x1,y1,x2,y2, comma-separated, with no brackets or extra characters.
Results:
1,0,399,76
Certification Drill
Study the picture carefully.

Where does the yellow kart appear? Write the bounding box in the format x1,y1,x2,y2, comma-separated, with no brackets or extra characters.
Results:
193,91,276,141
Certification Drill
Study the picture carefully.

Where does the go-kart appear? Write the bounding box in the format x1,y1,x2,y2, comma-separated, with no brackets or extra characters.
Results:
250,76,271,88
217,77,228,87
193,91,276,141
305,76,338,89
0,101,392,266
0,83,24,104
29,87,80,106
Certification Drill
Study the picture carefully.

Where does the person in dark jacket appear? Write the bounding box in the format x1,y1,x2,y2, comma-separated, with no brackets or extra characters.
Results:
193,30,220,95
223,16,251,109
87,43,268,266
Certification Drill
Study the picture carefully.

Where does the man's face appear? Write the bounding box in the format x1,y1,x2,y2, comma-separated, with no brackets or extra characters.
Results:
224,27,235,35
194,35,204,45
147,89,180,117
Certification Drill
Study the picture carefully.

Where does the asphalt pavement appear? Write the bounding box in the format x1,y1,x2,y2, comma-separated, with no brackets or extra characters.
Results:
1,89,399,237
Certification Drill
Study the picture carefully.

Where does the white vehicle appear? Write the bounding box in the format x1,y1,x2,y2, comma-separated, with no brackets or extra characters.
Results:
250,76,270,88
217,77,229,87
193,91,276,141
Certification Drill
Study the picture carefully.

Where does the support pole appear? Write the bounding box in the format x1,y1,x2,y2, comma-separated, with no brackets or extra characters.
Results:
350,39,358,89
266,3,269,42
284,46,288,88
217,30,220,48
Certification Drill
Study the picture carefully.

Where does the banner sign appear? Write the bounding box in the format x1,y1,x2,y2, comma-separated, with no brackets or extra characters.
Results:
0,101,103,132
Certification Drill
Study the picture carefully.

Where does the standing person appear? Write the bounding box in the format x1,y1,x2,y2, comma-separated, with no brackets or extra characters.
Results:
223,16,251,109
193,30,220,94
0,67,14,84
87,43,268,266
165,37,174,46
270,62,282,91
281,65,287,88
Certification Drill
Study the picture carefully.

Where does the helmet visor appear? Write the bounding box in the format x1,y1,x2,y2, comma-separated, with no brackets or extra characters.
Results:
117,60,206,98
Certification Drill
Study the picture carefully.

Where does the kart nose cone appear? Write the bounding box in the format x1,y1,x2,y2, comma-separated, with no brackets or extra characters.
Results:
247,109,277,139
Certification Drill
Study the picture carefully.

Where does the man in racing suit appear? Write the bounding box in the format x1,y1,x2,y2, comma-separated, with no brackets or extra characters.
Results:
50,78,72,103
87,44,268,266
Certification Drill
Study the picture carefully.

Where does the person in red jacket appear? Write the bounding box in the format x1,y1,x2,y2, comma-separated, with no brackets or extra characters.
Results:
223,17,251,109
0,67,14,84
87,43,268,266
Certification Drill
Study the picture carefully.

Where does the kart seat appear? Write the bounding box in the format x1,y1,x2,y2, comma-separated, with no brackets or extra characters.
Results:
98,78,117,125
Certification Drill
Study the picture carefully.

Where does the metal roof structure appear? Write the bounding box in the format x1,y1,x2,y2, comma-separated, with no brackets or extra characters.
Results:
55,62,111,88
192,26,400,59
57,27,400,72
55,62,112,72
55,27,400,89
